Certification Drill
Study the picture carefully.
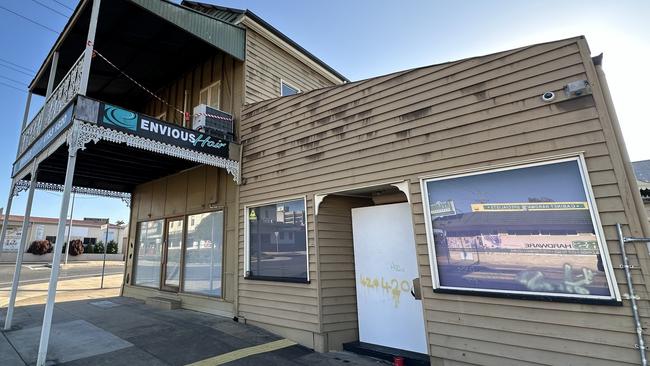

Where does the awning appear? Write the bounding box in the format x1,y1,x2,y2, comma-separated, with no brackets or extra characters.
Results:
12,95,241,192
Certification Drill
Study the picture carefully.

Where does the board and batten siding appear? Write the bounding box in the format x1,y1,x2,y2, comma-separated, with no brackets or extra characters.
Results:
238,36,650,364
123,165,238,317
141,52,241,126
243,28,338,105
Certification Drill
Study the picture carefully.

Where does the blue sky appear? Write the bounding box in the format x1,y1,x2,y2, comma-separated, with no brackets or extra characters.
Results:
0,0,648,223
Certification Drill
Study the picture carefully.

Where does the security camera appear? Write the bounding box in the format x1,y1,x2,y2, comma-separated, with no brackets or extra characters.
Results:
541,91,555,102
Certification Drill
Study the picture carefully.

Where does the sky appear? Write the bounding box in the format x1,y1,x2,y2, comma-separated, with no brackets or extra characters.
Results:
0,0,648,224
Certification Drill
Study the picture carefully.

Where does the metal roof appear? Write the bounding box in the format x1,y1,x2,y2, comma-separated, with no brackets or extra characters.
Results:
131,0,245,60
181,0,349,82
632,160,650,197
30,0,246,93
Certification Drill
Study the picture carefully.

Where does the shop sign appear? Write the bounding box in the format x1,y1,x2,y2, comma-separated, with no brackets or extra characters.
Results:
3,227,22,251
429,200,456,218
99,103,229,158
12,105,74,177
471,202,589,212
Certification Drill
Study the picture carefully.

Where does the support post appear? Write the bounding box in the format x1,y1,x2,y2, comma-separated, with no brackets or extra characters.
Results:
78,0,101,96
64,192,76,265
20,92,32,132
4,165,38,330
35,146,78,366
45,52,59,98
0,183,16,253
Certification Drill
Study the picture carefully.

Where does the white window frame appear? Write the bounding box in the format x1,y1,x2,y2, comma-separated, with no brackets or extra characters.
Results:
243,195,310,282
199,80,221,109
419,154,621,302
280,78,300,97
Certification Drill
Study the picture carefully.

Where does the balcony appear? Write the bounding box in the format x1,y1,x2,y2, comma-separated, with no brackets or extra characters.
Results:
12,0,247,187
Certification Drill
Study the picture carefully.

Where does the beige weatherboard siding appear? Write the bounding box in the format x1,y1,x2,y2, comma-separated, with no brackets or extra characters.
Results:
238,36,650,365
242,23,342,104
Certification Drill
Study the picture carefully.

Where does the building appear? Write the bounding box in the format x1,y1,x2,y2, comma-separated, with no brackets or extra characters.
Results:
632,160,650,220
0,213,127,259
2,1,650,365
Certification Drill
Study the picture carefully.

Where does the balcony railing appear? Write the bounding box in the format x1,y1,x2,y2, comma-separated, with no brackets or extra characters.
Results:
18,51,85,156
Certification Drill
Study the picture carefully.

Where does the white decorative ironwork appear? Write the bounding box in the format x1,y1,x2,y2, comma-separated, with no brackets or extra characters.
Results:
19,51,85,156
14,180,131,206
68,120,241,183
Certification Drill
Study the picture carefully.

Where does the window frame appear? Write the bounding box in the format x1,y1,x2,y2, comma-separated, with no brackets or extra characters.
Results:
180,209,226,298
279,79,300,97
199,80,221,110
419,155,621,304
243,196,310,284
132,218,166,289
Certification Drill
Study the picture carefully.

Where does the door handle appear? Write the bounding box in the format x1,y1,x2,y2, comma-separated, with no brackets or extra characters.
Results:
411,277,422,300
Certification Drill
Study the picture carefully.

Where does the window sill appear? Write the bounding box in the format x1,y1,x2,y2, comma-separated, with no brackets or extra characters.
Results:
244,275,310,284
433,288,622,306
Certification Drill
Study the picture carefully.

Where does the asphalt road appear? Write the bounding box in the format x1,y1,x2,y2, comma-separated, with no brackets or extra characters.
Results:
0,262,125,288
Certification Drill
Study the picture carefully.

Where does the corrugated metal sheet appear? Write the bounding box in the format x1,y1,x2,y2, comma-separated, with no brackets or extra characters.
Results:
130,0,245,61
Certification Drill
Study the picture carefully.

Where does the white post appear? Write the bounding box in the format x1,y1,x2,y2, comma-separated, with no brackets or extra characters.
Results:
4,165,38,330
78,0,101,96
36,147,77,366
0,183,16,253
20,92,32,132
64,192,76,265
45,52,59,98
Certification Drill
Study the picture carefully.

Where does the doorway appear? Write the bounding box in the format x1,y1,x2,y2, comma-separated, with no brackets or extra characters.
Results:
351,203,428,354
161,218,184,292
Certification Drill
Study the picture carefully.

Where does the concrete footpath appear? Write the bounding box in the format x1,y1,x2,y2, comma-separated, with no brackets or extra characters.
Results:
0,265,388,366
0,297,389,365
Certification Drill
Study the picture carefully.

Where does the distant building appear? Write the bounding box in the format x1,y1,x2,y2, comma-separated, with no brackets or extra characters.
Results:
0,213,127,254
632,160,650,220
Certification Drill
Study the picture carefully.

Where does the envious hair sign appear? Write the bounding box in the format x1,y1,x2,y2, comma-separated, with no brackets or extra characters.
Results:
99,103,229,158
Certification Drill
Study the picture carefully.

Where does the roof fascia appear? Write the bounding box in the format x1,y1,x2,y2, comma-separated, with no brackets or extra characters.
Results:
237,14,347,84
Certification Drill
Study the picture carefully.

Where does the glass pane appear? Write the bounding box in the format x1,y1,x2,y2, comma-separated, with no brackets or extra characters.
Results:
248,199,307,281
183,211,224,296
424,160,613,299
209,83,220,109
165,219,183,288
281,82,299,96
199,89,208,106
134,220,164,288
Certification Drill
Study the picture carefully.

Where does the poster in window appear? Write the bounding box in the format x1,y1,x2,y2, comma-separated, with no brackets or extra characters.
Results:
422,158,617,300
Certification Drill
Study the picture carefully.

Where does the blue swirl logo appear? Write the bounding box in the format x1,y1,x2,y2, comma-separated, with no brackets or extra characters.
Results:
103,105,137,131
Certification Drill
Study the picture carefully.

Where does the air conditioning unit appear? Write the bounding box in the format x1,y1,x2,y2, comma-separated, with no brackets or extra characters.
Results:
192,104,235,141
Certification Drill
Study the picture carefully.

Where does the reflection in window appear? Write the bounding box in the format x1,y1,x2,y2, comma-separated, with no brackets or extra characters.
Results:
183,211,224,296
134,220,164,288
247,199,307,281
423,159,615,300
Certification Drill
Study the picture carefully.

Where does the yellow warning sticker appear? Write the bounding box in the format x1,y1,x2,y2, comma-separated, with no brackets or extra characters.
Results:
249,210,257,221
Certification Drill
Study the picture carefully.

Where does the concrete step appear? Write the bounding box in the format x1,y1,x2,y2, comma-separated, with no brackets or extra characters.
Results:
145,296,181,310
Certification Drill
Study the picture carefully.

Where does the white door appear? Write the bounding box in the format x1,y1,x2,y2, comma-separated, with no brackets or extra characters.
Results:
351,203,428,354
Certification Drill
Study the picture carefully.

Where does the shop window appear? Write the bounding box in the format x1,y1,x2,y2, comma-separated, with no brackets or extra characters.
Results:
183,211,224,297
280,79,300,96
420,157,618,302
46,235,56,243
245,198,308,282
199,81,221,109
133,220,164,288
83,237,96,245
